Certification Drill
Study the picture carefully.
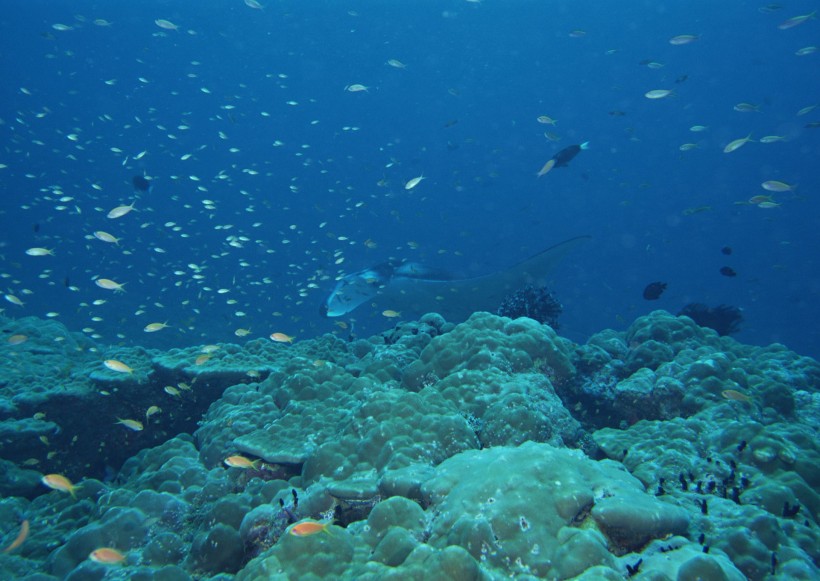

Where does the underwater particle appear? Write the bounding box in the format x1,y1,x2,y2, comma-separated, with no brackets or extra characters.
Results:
721,389,752,402
404,175,425,190
95,278,125,292
723,133,754,153
719,266,737,277
721,246,732,255
224,455,260,469
115,418,144,431
107,202,136,219
644,89,674,99
1,519,29,554
677,303,743,336
642,281,667,300
143,322,169,332
89,547,126,564
41,474,77,497
287,520,332,537
497,284,563,329
25,247,54,256
132,175,152,192
155,19,179,30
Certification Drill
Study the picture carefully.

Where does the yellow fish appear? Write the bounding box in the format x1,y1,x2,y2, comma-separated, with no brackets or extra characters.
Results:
115,418,144,431
104,359,133,374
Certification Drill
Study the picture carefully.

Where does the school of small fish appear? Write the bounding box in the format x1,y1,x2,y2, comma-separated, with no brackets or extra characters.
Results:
0,4,814,354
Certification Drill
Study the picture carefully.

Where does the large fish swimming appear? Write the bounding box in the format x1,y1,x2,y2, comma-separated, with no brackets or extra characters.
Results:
321,235,591,320
552,142,589,167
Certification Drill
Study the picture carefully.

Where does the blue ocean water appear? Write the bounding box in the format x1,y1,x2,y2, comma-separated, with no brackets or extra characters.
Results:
1,1,819,357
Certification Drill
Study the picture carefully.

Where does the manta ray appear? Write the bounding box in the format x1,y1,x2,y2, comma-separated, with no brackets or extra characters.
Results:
321,235,591,321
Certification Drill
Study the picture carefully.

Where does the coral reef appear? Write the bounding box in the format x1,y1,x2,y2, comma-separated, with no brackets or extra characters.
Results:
0,309,817,580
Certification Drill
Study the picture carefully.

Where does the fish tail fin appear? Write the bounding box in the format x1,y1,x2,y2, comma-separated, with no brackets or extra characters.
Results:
580,141,590,150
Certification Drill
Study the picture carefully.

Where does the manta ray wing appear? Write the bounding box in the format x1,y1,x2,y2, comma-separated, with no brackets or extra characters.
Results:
324,235,590,321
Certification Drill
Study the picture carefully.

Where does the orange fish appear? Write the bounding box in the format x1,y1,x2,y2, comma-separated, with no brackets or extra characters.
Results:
287,520,332,537
195,354,211,365
89,547,126,564
1,519,29,553
7,334,28,345
270,332,294,343
41,474,78,497
721,389,752,402
223,455,260,469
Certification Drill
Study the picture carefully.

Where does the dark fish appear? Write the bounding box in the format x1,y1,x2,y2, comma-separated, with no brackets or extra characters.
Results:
720,266,737,277
805,121,820,129
552,142,590,167
132,175,152,192
643,281,667,300
675,74,689,84
609,110,627,116
721,246,732,255
33,223,40,233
